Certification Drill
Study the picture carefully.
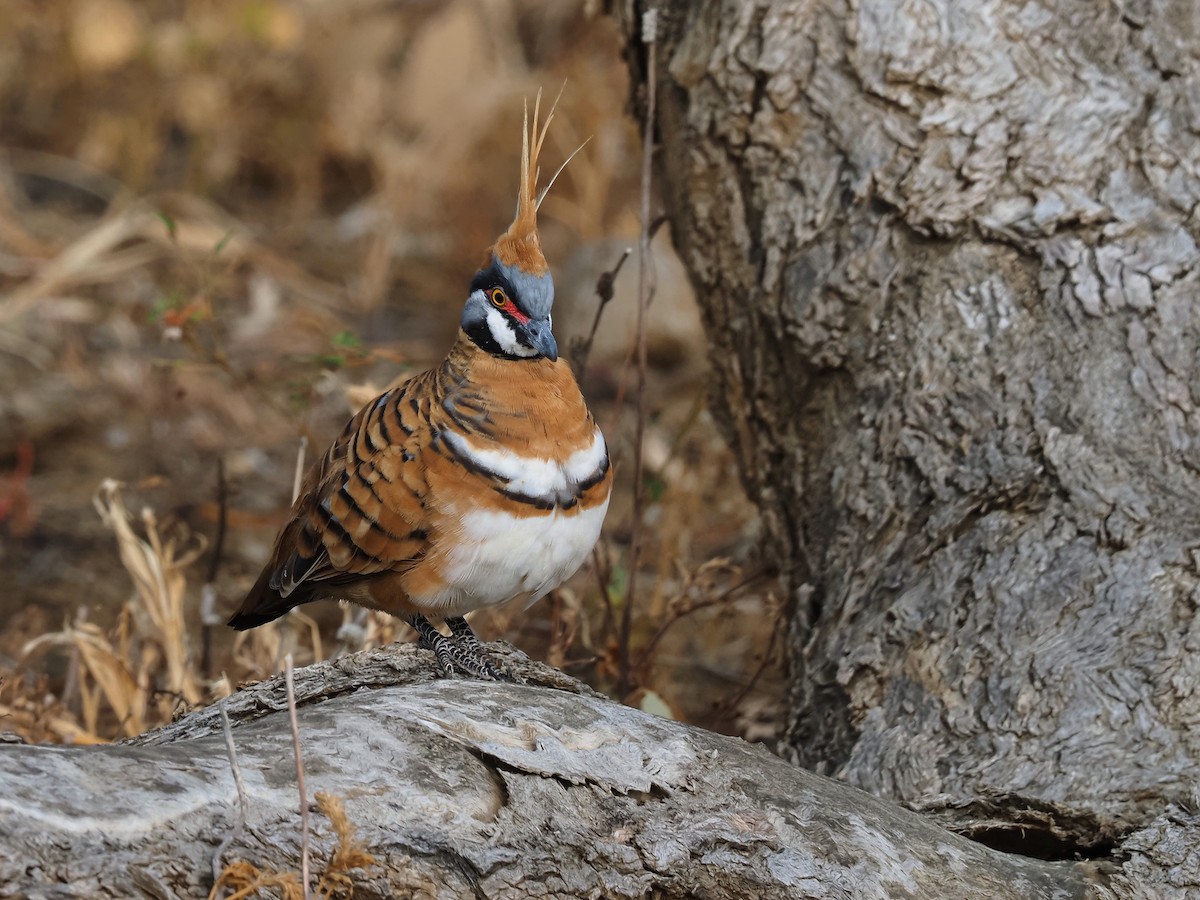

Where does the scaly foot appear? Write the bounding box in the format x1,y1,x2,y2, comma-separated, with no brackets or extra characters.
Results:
407,615,509,681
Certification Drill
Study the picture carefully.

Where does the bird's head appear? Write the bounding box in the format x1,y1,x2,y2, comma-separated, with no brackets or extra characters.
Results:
461,90,567,363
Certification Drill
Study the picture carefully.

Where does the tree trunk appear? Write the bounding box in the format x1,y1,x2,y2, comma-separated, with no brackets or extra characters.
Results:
614,0,1200,893
0,646,1091,899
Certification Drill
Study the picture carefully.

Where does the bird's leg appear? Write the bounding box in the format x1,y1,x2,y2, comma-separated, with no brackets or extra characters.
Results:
406,615,457,677
445,615,484,646
406,615,507,681
444,616,510,682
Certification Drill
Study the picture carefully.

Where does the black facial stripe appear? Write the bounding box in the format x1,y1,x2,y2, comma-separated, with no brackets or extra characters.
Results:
463,315,527,361
513,322,535,349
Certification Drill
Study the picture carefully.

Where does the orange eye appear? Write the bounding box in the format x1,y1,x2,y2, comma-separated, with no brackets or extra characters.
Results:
489,288,507,307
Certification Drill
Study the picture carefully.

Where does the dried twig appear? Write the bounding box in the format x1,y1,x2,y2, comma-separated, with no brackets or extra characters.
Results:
712,595,786,723
201,457,228,678
0,206,157,326
60,606,87,715
285,654,311,900
572,246,632,383
211,703,249,888
633,567,772,677
618,7,660,700
592,545,614,631
205,457,228,587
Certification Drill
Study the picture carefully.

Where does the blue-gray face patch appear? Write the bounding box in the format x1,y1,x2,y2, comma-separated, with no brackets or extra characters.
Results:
495,258,554,319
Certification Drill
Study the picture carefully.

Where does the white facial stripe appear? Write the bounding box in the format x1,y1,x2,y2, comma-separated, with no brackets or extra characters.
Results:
484,305,537,357
442,427,607,500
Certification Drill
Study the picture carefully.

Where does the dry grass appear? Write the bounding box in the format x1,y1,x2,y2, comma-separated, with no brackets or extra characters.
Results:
311,792,377,898
208,793,376,900
12,480,207,738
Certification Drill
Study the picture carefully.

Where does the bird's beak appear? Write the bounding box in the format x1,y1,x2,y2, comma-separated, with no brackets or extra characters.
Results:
526,318,558,361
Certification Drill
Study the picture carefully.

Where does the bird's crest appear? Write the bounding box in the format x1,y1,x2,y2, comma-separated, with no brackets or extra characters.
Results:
490,87,581,276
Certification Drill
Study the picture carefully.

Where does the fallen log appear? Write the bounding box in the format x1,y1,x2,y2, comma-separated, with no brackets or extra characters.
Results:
1,645,1097,898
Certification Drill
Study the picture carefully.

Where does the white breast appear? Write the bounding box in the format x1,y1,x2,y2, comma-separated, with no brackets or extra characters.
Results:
425,498,609,615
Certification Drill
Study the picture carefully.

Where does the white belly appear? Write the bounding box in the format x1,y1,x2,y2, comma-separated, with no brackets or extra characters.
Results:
427,497,609,615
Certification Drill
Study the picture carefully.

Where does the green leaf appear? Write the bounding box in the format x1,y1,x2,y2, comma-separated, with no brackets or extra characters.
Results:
644,473,667,503
156,211,176,240
156,212,177,241
606,563,628,604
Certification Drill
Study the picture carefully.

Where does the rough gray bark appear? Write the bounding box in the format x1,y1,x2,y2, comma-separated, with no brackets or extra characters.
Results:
0,646,1091,899
614,0,1200,894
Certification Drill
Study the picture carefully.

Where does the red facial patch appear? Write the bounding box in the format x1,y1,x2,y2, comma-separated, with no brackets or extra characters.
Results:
505,301,530,325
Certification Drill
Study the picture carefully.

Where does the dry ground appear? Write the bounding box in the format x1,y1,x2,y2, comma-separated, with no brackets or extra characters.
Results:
0,0,781,745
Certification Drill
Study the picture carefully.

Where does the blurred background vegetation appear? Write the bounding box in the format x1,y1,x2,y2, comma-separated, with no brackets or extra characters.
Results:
0,0,779,745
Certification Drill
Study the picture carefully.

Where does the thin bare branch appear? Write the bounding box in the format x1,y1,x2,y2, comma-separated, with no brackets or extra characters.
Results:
618,7,660,701
284,654,311,900
633,568,773,677
210,703,249,889
201,457,228,678
60,606,88,715
572,246,632,383
712,596,786,724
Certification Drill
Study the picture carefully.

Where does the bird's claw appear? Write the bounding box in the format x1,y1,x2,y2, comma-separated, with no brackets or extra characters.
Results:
409,615,512,681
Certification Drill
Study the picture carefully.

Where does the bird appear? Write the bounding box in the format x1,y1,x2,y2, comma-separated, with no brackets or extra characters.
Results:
228,92,613,680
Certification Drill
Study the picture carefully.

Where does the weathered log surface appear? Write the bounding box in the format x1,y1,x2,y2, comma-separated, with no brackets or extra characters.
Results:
0,645,1092,899
613,0,1200,881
